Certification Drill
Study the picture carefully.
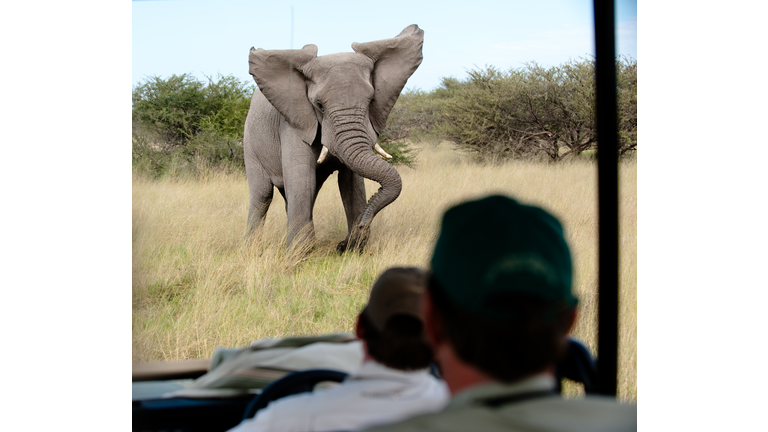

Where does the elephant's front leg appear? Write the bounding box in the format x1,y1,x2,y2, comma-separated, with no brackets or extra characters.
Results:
245,161,275,241
337,167,368,252
281,129,319,250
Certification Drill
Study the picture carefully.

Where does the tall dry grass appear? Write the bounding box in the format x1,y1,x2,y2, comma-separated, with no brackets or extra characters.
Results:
133,142,636,401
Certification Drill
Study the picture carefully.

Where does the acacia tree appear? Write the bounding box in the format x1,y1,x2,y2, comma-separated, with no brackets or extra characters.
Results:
428,57,636,162
617,56,637,155
436,66,539,161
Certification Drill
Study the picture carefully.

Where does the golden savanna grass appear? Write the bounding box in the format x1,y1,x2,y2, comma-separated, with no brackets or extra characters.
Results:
133,142,637,401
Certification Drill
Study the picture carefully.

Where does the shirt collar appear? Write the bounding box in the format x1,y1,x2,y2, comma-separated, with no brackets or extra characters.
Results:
446,373,556,410
347,360,431,382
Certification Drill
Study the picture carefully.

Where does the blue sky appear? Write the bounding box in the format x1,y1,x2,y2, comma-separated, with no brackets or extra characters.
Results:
133,0,637,92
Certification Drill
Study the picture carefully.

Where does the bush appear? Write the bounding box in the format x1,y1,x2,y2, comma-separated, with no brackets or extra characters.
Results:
132,74,254,176
436,61,600,162
616,56,637,156
382,58,638,163
375,81,469,168
378,140,421,169
185,125,245,171
378,88,448,145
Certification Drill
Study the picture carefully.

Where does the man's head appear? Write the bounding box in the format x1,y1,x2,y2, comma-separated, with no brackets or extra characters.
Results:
356,267,434,371
427,195,578,383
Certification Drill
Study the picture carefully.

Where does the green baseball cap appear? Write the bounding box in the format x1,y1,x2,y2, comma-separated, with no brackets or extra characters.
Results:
430,195,577,319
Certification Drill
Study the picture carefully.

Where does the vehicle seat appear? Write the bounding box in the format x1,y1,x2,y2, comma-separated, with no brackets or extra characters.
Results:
242,369,349,420
554,338,599,394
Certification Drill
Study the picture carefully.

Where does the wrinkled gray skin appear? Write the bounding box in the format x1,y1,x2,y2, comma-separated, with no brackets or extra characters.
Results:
244,25,424,252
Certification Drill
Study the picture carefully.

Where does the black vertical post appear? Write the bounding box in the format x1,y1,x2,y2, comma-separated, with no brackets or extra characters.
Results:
594,0,619,397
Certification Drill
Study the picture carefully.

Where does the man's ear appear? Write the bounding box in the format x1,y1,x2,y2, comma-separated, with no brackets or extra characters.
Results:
422,290,444,348
355,313,365,339
563,308,577,335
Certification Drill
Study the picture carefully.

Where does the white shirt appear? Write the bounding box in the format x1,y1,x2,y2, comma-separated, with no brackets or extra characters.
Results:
228,361,450,432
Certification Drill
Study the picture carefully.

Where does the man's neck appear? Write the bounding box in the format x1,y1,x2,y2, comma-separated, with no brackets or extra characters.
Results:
360,338,375,363
437,345,556,395
436,344,495,395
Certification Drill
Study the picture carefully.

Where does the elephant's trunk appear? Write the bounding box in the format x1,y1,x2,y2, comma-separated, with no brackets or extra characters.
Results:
327,108,402,229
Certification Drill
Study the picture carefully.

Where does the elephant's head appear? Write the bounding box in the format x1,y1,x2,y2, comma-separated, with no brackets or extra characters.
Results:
248,24,424,238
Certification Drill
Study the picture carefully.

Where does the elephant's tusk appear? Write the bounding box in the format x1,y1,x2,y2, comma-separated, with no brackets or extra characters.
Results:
317,146,329,164
374,143,393,159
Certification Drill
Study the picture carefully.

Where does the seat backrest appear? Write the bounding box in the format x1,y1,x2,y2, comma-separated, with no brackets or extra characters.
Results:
554,338,599,394
242,369,349,420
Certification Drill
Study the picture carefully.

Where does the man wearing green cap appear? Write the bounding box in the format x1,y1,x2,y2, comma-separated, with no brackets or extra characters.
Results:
365,195,636,432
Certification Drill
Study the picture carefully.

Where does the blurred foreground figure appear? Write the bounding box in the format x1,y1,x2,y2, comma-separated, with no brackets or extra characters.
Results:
228,267,449,432
366,196,636,432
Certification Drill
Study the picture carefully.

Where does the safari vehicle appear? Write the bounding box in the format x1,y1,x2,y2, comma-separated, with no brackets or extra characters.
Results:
133,334,603,432
132,4,626,431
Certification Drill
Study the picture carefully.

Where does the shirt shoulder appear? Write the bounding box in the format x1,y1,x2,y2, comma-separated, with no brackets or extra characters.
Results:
364,397,636,432
514,397,636,432
361,408,479,432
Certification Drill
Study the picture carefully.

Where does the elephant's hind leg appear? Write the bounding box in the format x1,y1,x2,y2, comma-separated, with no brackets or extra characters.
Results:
246,164,274,241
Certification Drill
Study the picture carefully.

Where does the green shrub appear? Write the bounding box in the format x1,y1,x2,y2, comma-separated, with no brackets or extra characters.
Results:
617,56,637,156
185,124,245,171
437,61,600,162
378,140,421,169
379,88,448,145
376,82,465,168
382,58,637,163
132,74,254,176
133,74,205,145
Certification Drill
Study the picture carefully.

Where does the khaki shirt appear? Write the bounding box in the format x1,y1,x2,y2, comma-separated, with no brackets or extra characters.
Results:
364,374,636,432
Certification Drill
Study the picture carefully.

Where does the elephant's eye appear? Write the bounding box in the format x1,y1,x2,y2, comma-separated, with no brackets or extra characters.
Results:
316,101,324,111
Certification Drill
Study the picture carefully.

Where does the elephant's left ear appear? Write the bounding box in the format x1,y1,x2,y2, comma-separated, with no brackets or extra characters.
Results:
352,24,424,134
249,44,319,146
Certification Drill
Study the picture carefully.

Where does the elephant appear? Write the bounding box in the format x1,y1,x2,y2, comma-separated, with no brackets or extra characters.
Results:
243,24,424,252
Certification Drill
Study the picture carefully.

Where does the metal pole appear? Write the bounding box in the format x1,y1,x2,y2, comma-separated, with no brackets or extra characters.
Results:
593,0,619,397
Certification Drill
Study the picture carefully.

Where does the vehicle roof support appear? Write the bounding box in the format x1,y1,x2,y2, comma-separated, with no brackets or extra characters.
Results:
594,0,620,397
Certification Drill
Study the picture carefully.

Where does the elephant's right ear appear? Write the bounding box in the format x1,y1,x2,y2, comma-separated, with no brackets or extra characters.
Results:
249,44,319,146
352,25,424,134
